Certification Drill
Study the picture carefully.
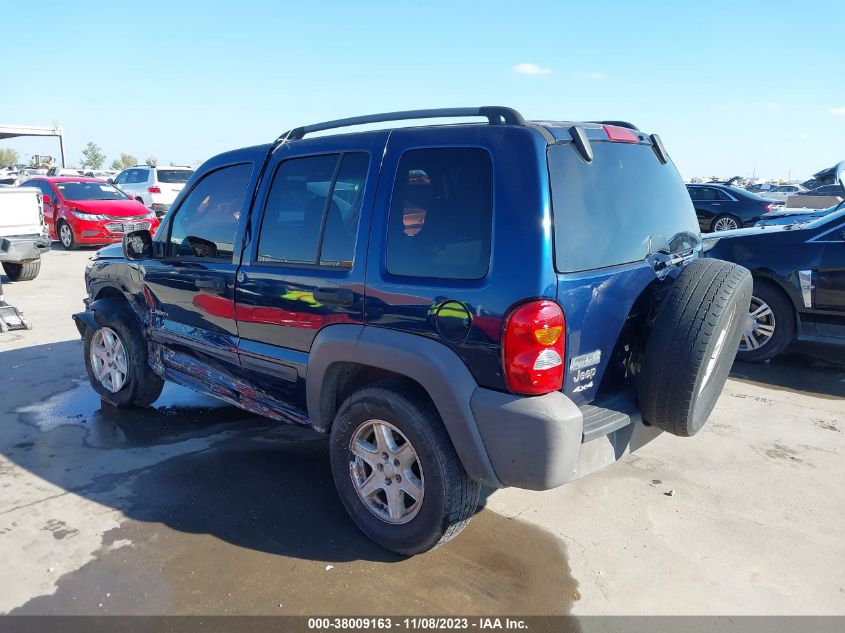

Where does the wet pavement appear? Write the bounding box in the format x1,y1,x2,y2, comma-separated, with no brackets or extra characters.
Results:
4,379,577,615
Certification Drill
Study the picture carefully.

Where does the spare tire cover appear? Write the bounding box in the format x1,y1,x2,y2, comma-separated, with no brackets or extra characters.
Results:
638,258,752,437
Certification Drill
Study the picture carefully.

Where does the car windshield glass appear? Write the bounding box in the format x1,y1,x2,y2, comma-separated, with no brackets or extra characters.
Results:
55,181,129,201
157,169,193,183
549,141,700,272
802,203,845,229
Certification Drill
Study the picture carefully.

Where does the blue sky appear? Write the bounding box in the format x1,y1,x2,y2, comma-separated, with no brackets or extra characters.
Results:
1,0,843,180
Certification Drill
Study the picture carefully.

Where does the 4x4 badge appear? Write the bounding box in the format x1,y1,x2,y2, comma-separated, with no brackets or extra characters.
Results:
570,350,601,371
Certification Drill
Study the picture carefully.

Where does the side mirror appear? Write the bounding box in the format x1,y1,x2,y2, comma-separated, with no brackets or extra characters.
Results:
107,178,114,184
123,229,153,260
42,194,52,204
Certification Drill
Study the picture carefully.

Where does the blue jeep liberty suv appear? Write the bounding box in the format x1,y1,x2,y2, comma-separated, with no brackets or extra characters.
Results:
74,107,752,554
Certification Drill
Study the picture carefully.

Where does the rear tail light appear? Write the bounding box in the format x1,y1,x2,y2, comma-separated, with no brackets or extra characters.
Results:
503,300,566,395
603,124,639,143
148,186,161,194
765,203,777,213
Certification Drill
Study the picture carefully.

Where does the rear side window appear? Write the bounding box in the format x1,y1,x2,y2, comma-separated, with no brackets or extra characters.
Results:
157,169,193,184
168,163,252,260
257,152,368,267
386,147,493,279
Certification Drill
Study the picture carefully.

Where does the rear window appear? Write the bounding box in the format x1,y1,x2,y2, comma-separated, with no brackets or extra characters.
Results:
549,142,699,273
157,169,193,183
386,147,492,279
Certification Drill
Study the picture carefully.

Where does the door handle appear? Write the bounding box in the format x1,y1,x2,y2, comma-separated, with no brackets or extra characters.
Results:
313,287,354,307
195,277,226,291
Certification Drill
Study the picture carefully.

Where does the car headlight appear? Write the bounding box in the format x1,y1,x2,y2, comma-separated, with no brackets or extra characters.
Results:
72,210,106,221
144,211,157,220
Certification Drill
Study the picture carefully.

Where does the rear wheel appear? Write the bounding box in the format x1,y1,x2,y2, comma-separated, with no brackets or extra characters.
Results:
329,383,480,555
711,215,741,232
736,280,794,362
2,260,41,281
57,221,76,250
83,300,164,408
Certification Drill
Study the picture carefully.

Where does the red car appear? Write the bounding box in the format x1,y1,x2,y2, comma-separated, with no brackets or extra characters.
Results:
21,177,160,250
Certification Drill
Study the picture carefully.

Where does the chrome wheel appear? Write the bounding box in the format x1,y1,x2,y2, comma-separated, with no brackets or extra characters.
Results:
739,296,776,352
59,223,73,248
713,216,739,232
89,327,128,393
349,419,424,524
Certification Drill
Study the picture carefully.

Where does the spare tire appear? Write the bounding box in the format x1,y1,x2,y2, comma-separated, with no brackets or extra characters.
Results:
3,260,41,282
638,258,752,437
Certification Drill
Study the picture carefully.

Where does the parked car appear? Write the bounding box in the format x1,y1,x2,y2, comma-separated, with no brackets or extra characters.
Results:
801,161,844,191
705,205,845,361
746,183,777,195
73,107,751,554
112,165,194,217
84,169,119,180
0,167,19,187
763,184,809,201
755,201,843,227
686,183,781,232
20,177,159,250
0,187,50,281
797,183,845,198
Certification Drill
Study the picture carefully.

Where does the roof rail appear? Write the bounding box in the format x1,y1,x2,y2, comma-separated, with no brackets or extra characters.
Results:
591,120,640,131
278,106,527,142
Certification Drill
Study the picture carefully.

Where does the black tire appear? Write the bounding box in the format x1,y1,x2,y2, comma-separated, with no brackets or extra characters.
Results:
735,280,795,363
57,220,77,250
2,260,41,281
710,214,741,232
329,382,480,555
638,258,753,437
83,299,164,408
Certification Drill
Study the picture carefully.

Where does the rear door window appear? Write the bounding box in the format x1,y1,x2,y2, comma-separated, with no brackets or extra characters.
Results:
168,163,252,260
257,152,368,267
385,147,493,279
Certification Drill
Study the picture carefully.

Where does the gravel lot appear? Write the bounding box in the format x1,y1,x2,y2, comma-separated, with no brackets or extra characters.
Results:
1,249,843,615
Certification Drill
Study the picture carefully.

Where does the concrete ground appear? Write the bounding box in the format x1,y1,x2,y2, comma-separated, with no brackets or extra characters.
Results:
0,249,843,616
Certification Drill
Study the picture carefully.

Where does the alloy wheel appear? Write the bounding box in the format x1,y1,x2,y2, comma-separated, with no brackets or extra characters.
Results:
349,419,424,524
713,217,739,232
90,327,129,393
59,223,73,248
739,296,776,352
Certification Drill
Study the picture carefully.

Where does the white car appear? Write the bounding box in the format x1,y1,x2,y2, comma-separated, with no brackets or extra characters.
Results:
763,184,809,201
112,165,194,217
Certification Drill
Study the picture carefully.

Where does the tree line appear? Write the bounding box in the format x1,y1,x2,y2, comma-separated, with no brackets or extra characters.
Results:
81,142,156,170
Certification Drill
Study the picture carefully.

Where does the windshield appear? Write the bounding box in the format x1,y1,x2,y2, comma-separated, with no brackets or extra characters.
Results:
549,141,700,272
56,181,130,201
157,169,193,183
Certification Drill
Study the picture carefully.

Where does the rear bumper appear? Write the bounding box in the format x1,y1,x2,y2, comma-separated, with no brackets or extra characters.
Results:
0,234,51,263
470,388,660,490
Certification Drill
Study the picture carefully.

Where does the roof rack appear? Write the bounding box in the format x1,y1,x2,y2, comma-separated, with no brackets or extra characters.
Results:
278,106,527,142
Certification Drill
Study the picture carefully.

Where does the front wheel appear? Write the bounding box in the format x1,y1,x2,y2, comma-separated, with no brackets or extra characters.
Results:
83,300,164,408
329,383,480,555
736,281,795,362
57,221,76,250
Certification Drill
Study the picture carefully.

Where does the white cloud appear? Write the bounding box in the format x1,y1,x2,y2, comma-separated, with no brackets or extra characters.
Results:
576,71,606,81
765,102,780,110
830,107,845,115
512,63,552,76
